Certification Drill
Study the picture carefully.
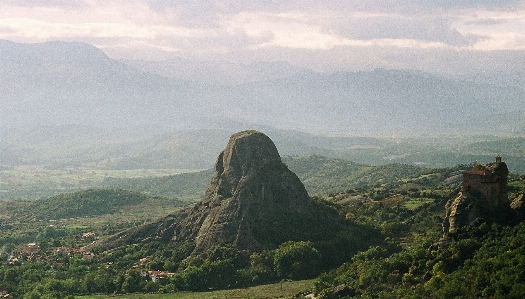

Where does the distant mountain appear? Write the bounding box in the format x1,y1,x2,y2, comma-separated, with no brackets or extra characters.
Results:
0,39,208,130
460,70,525,89
3,40,525,179
123,57,304,86
2,39,524,136
207,69,525,134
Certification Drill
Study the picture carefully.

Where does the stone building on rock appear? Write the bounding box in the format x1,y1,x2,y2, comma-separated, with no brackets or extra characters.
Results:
461,156,509,208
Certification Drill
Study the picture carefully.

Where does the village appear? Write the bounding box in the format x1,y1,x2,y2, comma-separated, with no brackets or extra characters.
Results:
1,230,172,297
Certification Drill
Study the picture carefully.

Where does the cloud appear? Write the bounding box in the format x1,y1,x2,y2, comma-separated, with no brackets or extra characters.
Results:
0,17,212,40
452,9,525,51
416,0,522,9
2,0,91,9
221,10,473,51
1,0,524,73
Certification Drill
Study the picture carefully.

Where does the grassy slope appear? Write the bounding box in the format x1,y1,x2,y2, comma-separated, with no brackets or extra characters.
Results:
77,279,315,299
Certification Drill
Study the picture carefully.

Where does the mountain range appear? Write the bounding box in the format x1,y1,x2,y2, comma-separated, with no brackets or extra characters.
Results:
2,39,525,176
2,39,525,135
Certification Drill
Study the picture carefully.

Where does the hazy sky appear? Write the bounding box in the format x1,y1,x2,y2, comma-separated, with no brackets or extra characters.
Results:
1,0,525,74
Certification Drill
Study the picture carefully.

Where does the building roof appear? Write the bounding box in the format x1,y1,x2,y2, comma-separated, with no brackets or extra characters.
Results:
464,169,486,176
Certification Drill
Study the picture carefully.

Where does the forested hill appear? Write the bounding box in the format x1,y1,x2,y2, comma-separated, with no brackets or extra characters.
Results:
17,156,471,222
20,189,186,221
101,155,471,199
101,169,214,201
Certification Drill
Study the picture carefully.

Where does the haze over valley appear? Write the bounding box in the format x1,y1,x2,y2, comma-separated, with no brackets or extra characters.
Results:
1,38,525,201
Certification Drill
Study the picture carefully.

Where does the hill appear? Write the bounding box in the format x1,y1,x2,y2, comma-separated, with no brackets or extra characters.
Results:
313,169,525,299
6,144,517,202
3,126,525,177
2,152,524,297
101,169,214,201
20,189,186,221
283,155,435,195
102,155,468,199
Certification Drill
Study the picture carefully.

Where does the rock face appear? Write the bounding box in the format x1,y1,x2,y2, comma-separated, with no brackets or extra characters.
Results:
189,130,314,253
442,157,511,236
99,130,320,254
511,193,525,220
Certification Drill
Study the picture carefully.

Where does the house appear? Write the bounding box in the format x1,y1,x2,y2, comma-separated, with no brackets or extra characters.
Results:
150,270,169,283
54,247,92,258
11,245,39,260
82,232,97,239
7,257,19,265
139,257,152,265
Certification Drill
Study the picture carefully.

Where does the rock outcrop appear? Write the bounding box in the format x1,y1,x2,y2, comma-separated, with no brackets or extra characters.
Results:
511,193,525,221
98,130,328,255
442,157,511,237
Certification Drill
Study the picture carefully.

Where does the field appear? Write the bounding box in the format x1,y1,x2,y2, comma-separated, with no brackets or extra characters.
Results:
0,166,193,201
78,279,315,299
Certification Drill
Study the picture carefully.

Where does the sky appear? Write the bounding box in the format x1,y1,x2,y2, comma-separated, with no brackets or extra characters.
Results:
1,0,525,75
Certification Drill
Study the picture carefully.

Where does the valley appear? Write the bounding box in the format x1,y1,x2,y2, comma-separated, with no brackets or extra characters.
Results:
2,129,524,202
1,40,525,298
0,136,524,298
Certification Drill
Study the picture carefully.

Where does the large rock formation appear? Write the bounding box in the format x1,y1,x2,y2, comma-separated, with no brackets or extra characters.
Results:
442,156,511,237
98,130,329,254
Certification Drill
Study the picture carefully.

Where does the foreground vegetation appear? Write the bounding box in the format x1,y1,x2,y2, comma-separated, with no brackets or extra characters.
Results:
314,221,525,299
0,156,524,298
78,279,315,299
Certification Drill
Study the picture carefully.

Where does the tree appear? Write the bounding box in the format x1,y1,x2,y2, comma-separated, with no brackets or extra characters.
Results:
121,270,143,293
273,241,321,280
4,267,18,283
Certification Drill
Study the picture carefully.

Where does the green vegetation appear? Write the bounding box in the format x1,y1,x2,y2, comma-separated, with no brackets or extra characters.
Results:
312,222,525,299
240,129,262,135
0,167,192,201
308,174,525,298
101,169,214,201
19,189,185,220
0,156,523,298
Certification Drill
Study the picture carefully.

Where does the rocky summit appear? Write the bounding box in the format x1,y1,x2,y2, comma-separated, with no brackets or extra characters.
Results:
98,130,330,255
442,156,513,238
